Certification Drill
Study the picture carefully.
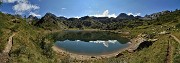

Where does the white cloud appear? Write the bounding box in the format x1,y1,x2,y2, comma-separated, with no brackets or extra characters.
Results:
61,8,66,10
107,14,117,18
29,12,41,17
13,1,40,14
74,16,80,18
2,0,25,3
136,13,141,16
89,40,117,47
103,10,109,17
127,13,141,16
127,13,133,15
90,10,117,18
3,0,40,15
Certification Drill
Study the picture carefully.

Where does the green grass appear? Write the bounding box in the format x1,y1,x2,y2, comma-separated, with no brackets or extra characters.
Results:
1,10,180,63
0,12,15,52
0,12,59,62
90,35,168,63
8,22,59,63
171,32,180,63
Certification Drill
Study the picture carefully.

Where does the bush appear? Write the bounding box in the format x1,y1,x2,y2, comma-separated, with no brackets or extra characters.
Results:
176,23,180,29
10,25,19,32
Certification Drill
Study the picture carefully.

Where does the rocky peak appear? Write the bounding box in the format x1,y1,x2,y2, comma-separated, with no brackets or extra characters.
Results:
116,13,135,19
36,12,58,26
42,13,57,20
143,10,171,20
39,12,62,22
26,15,39,25
161,10,171,14
117,13,128,17
57,16,68,20
68,18,79,21
44,13,56,18
35,12,66,30
28,15,38,21
80,16,90,20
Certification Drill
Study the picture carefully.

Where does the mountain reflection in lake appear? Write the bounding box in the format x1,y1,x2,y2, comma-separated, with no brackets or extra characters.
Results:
50,30,130,55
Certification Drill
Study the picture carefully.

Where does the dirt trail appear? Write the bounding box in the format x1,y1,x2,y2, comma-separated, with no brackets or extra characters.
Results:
165,34,180,63
165,41,173,63
170,34,180,44
0,33,16,63
2,33,16,53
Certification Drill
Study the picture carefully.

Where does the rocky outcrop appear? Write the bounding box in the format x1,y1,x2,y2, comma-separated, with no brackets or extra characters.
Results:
128,36,146,52
158,31,170,35
127,34,158,52
143,10,171,20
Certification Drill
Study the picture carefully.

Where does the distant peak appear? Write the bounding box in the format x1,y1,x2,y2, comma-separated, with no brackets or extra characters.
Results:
44,12,56,17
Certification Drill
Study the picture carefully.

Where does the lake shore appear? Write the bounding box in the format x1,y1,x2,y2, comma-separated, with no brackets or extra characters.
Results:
63,29,130,34
50,30,142,60
51,38,144,61
52,45,131,60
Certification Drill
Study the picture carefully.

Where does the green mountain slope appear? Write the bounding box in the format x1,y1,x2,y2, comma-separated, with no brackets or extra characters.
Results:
0,12,58,63
0,9,180,63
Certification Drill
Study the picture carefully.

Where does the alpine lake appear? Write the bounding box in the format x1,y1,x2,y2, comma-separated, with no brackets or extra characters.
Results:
49,30,130,56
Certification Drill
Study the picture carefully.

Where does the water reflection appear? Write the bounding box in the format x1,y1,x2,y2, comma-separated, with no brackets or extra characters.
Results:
51,31,130,55
89,40,118,47
49,31,129,44
55,40,129,55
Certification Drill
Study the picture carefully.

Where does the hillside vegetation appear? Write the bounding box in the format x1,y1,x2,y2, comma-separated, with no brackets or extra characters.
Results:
0,12,58,63
0,9,180,63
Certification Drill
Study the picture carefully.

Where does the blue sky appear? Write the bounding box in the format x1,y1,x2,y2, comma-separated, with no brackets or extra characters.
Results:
0,0,180,18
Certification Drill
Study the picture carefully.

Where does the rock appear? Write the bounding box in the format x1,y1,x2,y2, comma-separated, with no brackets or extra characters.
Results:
127,42,132,44
122,32,130,35
148,39,158,42
127,49,135,53
158,31,170,35
128,37,146,52
11,19,20,23
143,10,171,20
136,41,153,51
115,53,123,58
138,34,148,38
91,56,96,58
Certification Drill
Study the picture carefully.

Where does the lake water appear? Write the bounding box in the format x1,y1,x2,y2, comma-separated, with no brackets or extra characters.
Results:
51,30,130,55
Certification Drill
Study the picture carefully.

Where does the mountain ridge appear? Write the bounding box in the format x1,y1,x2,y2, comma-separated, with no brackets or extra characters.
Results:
33,10,176,30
